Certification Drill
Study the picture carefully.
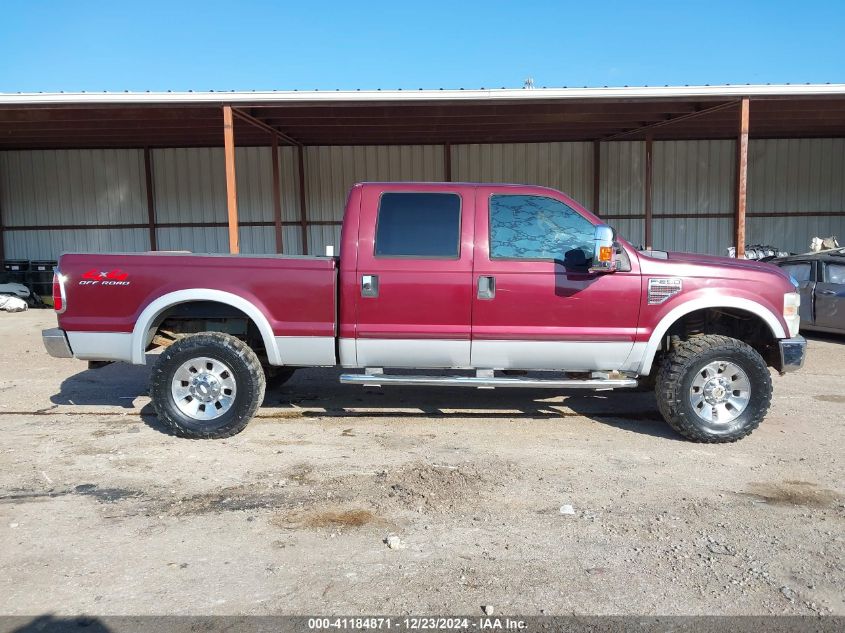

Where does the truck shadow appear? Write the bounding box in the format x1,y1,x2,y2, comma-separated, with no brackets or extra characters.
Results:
49,364,679,441
50,361,152,409
7,615,113,633
278,368,678,440
802,330,845,344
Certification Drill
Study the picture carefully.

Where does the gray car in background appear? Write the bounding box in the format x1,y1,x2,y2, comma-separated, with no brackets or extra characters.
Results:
773,249,845,335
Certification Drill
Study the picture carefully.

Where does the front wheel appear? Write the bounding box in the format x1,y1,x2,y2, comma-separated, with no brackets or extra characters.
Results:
150,332,266,439
656,334,772,443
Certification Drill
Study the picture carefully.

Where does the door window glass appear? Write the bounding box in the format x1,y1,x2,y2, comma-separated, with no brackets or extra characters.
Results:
826,263,845,284
375,193,461,258
780,262,812,283
489,195,594,263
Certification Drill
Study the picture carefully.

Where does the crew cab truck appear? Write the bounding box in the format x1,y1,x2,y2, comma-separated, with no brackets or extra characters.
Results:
43,182,806,443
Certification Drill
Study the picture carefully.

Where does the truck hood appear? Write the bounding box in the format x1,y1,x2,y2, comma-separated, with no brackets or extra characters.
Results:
664,251,782,274
637,249,795,289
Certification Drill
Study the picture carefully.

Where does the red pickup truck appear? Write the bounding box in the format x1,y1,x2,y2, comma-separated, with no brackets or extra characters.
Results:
43,182,805,443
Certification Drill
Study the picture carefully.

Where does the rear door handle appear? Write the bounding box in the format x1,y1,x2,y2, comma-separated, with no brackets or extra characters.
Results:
477,275,496,299
818,289,837,296
361,274,379,298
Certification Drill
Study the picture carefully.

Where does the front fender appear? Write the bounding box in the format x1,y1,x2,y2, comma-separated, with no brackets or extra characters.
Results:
634,290,787,375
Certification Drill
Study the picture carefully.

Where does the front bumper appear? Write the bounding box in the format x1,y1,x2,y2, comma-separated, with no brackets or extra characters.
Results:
42,328,73,358
778,335,806,373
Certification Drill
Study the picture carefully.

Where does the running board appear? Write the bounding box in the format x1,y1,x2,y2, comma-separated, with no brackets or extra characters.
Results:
339,372,638,390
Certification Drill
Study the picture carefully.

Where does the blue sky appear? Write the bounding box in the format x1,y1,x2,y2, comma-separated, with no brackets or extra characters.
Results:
1,0,843,92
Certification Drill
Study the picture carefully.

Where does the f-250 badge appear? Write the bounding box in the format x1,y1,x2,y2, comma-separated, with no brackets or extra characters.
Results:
79,269,131,286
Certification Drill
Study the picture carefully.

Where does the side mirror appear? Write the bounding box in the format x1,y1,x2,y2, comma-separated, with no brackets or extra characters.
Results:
589,224,617,273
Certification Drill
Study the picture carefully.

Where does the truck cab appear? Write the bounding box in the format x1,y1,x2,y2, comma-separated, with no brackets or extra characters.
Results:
338,183,643,373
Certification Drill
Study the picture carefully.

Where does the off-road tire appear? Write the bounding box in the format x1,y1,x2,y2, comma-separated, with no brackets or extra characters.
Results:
150,332,265,439
264,366,297,389
656,334,772,443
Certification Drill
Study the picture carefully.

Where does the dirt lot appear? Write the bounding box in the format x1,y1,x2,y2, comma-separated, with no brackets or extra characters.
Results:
0,310,843,616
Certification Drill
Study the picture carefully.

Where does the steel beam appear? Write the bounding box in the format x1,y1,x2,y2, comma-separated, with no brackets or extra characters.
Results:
297,145,308,254
231,107,302,147
593,140,601,214
222,105,240,254
143,147,158,251
735,98,750,258
644,136,654,249
0,185,5,263
601,100,740,141
11,212,845,234
444,143,452,182
271,136,284,253
0,146,5,262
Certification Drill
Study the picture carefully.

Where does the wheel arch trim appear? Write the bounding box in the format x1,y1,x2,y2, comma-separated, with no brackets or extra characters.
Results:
636,296,787,375
131,289,281,365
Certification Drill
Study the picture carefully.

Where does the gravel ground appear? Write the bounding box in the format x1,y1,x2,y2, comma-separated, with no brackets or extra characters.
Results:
0,310,843,616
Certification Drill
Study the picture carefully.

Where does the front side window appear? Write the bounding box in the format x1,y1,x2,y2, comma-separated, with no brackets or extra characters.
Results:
780,262,812,283
489,195,594,263
826,263,845,285
375,192,461,258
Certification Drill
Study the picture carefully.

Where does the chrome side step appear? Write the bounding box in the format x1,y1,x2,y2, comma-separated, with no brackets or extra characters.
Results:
339,372,638,390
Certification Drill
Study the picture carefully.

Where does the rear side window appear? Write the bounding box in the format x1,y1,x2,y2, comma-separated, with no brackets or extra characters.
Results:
780,262,812,283
826,263,845,284
375,193,461,258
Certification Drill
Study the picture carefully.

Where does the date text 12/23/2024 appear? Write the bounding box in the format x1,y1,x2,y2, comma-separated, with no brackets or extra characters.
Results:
307,617,527,630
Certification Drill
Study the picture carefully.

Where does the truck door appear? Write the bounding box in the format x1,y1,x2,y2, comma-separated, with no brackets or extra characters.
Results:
353,185,475,368
470,186,642,371
815,260,845,331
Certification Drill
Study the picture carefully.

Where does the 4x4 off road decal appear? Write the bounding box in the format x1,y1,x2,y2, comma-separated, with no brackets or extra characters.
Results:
79,269,131,286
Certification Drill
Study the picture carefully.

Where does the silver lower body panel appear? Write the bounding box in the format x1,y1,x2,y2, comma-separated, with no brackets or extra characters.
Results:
340,373,637,389
66,331,133,362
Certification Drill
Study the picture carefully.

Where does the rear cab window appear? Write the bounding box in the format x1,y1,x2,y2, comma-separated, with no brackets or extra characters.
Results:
375,192,461,258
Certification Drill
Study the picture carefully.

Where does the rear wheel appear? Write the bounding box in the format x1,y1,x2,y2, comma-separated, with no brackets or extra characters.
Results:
150,332,265,439
656,334,772,443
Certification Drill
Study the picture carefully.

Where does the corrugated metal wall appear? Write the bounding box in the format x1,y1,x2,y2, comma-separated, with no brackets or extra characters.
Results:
303,145,444,253
600,141,645,247
651,140,735,254
151,147,226,255
451,143,593,207
747,138,845,253
151,146,304,254
0,149,148,226
4,229,150,260
2,139,844,260
0,149,149,258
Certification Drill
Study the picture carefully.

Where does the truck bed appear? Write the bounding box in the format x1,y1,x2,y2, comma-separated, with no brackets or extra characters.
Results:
57,251,337,349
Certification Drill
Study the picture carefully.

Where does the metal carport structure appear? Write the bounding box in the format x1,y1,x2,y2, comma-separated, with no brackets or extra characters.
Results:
1,84,844,261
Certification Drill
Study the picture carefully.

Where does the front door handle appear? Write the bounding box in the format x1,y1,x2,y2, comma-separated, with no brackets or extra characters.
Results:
361,274,379,298
477,275,496,300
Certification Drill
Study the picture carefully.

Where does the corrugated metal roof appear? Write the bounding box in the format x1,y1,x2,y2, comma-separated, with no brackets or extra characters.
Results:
2,84,845,105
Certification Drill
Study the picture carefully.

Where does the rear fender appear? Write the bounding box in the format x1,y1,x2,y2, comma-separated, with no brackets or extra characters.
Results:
131,289,280,365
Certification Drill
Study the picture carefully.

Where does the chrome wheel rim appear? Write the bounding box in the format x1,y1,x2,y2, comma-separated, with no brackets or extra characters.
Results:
171,356,237,421
689,360,751,426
